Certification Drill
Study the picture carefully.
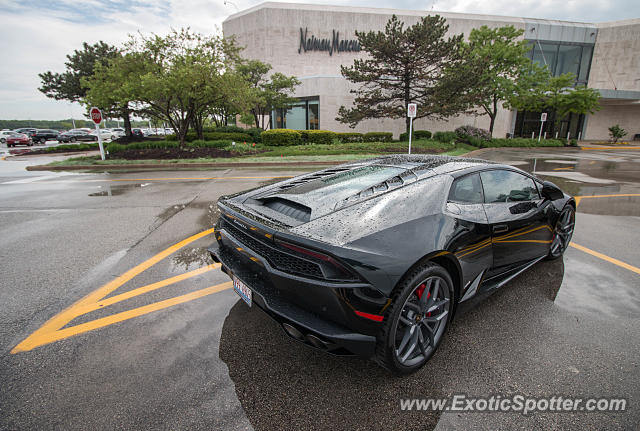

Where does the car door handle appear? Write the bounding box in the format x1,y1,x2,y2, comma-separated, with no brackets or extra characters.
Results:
493,224,509,234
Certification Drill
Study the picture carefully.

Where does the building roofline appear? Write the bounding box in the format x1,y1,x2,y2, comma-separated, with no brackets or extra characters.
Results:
223,1,601,26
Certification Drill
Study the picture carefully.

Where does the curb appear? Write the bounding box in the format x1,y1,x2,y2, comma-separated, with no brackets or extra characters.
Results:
26,160,351,171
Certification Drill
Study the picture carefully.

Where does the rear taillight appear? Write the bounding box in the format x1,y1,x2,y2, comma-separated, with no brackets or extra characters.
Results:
276,239,358,281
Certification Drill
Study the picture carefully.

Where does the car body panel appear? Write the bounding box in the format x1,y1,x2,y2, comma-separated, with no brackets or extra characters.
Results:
208,155,574,357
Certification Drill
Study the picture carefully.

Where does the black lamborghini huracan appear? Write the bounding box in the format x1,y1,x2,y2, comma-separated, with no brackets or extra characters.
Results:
208,155,575,374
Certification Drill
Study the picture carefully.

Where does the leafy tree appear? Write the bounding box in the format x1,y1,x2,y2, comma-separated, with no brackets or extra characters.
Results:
38,42,135,134
88,29,242,145
237,60,300,129
507,68,600,134
463,26,531,136
608,124,626,142
337,15,481,134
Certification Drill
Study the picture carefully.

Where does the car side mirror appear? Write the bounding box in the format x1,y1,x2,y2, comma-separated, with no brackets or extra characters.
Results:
541,181,564,201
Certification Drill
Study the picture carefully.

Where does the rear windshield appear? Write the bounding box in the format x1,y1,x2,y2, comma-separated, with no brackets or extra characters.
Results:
283,165,405,196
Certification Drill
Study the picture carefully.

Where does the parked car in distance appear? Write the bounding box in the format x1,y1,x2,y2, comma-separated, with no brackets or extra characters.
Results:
111,128,126,137
1,130,18,144
90,129,118,140
32,129,61,144
6,133,33,147
57,130,97,143
131,128,144,137
14,128,37,135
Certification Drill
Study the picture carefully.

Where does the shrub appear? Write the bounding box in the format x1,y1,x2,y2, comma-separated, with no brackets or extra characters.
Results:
399,130,432,141
478,138,565,148
44,143,98,152
165,131,252,142
608,124,626,143
300,130,337,145
186,140,233,149
214,125,245,134
433,131,458,143
245,127,264,143
261,129,302,146
455,126,491,144
106,141,180,153
363,132,393,142
336,132,363,143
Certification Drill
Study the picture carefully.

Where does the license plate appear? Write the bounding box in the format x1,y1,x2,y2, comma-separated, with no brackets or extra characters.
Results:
233,276,252,307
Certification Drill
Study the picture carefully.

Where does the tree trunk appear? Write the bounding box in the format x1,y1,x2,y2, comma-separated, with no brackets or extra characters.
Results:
488,96,498,137
192,114,204,140
404,76,411,135
123,106,132,137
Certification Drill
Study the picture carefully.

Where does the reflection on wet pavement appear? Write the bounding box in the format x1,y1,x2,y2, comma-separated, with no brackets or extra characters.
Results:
88,183,151,196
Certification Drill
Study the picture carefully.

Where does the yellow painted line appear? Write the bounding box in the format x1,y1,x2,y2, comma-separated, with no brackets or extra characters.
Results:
574,194,640,208
553,166,574,171
72,264,219,315
582,146,640,150
23,282,233,349
570,242,640,275
11,228,215,353
0,156,6,161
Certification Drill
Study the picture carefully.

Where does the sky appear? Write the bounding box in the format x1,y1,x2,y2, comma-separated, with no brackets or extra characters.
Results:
0,0,638,120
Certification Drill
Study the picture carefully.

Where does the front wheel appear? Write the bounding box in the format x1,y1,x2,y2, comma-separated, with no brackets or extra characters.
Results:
70,137,76,143
548,205,575,259
376,262,454,374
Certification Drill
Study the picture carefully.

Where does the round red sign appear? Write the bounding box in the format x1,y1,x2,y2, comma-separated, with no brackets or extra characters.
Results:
90,107,102,124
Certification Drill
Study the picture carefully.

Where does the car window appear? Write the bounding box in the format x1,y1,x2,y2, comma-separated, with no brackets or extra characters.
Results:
480,170,540,203
448,173,484,204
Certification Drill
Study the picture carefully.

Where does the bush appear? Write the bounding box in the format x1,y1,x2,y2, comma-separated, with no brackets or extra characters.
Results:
399,130,432,141
261,129,302,146
214,125,245,134
165,131,252,142
475,138,565,148
300,130,337,145
433,131,458,143
363,132,393,142
186,140,233,149
336,132,363,143
44,143,98,152
455,126,491,144
106,139,235,154
608,124,626,143
245,127,263,143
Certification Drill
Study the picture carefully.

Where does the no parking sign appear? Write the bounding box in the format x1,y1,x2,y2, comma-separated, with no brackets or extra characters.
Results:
408,103,417,118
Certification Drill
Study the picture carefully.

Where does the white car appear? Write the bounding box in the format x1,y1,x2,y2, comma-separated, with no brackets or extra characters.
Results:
111,128,126,137
90,129,118,140
0,130,18,144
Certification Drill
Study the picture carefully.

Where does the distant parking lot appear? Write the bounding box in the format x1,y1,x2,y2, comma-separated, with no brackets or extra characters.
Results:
0,146,638,430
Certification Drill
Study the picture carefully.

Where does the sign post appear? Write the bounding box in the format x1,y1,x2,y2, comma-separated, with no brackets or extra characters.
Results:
538,112,547,142
407,103,417,155
90,107,105,160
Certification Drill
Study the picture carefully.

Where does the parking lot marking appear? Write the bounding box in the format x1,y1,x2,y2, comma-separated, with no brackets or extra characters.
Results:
581,146,640,150
11,228,218,354
570,242,640,275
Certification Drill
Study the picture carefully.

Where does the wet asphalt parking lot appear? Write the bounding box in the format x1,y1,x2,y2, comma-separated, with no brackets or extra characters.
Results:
0,146,638,430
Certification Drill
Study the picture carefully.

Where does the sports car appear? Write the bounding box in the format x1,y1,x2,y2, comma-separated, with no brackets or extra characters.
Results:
208,155,575,374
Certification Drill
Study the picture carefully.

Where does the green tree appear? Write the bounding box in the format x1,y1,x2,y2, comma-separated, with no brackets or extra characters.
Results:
237,60,300,129
336,15,480,134
38,42,135,134
87,29,241,145
507,68,600,134
464,25,531,136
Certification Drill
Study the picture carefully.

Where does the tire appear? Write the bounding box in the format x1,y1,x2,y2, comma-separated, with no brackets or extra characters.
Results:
40,137,46,144
70,137,76,143
0,138,5,144
375,262,454,375
547,204,575,260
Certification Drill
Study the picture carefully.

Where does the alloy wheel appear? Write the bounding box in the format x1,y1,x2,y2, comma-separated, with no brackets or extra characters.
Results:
550,206,575,257
393,276,450,367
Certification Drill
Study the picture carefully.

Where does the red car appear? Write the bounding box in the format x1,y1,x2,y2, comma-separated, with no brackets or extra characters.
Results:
6,133,33,147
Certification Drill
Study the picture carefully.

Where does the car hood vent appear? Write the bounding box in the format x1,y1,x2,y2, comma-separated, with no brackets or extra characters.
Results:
260,197,311,223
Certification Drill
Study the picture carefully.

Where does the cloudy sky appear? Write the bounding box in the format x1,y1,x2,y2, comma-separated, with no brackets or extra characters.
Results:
0,0,637,120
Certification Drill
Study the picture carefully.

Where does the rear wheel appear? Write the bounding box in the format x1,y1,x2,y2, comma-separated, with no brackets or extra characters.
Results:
40,137,46,144
376,262,453,374
548,205,575,259
70,137,76,143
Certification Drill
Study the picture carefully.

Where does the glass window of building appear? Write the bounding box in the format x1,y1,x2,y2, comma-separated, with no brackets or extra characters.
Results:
578,45,593,84
271,98,320,130
555,45,582,77
531,42,558,72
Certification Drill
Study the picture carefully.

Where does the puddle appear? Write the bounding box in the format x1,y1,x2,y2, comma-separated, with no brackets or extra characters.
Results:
88,183,151,196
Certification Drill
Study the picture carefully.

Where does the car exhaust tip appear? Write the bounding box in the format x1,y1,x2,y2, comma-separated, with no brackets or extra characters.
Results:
282,323,304,340
305,333,329,350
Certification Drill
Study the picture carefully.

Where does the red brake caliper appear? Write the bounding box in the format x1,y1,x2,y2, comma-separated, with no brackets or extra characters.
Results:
415,284,432,316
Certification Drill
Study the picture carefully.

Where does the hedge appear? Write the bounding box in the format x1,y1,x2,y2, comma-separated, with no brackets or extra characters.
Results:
455,125,491,142
433,131,457,143
44,143,98,152
166,131,252,142
399,130,432,141
261,129,302,146
336,132,363,143
300,130,337,145
470,138,566,148
363,132,393,142
106,140,231,154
